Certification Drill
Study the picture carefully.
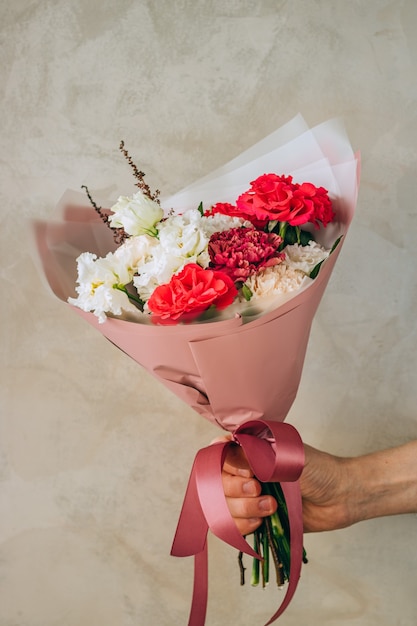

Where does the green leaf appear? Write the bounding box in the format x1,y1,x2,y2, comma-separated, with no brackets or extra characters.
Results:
309,235,343,279
309,260,323,280
330,234,343,253
241,284,253,301
299,229,314,246
197,201,204,216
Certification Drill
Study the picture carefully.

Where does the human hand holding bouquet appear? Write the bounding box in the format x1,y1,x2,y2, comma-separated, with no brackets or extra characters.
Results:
34,115,360,625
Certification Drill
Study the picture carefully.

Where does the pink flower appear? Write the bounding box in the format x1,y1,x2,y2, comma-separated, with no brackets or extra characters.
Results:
208,227,284,281
236,173,334,227
147,263,237,323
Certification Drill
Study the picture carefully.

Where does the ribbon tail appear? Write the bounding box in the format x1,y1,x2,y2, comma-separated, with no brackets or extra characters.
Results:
264,480,303,625
187,547,209,626
171,456,209,557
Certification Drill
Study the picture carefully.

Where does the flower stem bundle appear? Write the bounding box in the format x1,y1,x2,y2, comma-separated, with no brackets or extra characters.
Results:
240,481,308,590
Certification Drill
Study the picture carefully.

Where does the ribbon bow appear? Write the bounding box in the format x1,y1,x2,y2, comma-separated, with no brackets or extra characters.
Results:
171,420,305,625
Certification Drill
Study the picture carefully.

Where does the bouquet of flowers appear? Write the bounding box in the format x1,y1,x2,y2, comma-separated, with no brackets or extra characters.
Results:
34,114,359,625
67,159,334,327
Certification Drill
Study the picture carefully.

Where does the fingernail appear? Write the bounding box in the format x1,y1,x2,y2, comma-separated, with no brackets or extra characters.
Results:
258,498,272,512
242,480,256,495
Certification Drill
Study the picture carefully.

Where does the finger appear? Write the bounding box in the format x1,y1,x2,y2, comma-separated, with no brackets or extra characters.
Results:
222,472,261,499
226,494,277,521
222,443,253,478
210,435,232,444
234,516,263,535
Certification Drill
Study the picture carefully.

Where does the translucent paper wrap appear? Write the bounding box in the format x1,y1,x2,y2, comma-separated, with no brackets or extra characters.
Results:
34,115,360,625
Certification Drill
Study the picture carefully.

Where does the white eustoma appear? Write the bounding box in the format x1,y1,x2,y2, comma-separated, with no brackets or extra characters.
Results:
113,233,158,271
132,209,250,300
133,209,209,300
284,241,329,274
157,208,208,260
109,191,164,237
68,250,139,323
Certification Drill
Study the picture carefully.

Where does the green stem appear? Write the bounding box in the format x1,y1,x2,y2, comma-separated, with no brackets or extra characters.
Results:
265,517,285,587
251,531,261,586
262,524,269,587
278,221,287,242
114,285,144,308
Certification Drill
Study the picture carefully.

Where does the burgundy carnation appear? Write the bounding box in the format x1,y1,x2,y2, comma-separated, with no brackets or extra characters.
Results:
208,227,285,282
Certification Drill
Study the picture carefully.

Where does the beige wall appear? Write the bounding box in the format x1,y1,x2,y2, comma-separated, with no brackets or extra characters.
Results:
1,1,417,625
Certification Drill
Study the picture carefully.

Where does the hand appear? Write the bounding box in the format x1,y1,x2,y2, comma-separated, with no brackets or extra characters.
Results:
221,441,277,535
221,439,353,534
222,438,417,534
299,445,353,532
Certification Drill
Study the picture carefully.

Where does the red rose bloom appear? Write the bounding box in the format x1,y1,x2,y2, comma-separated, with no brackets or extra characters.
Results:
205,202,268,229
236,173,334,228
208,227,284,281
147,263,237,323
295,182,335,228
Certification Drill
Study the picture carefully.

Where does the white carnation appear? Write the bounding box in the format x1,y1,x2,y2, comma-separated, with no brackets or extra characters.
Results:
109,191,164,237
244,264,306,300
68,251,139,323
284,241,329,275
199,213,249,238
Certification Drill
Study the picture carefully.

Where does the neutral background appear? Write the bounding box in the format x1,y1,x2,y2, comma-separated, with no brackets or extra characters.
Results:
1,1,417,625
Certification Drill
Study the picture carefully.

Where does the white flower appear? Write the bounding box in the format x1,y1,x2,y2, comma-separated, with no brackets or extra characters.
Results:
133,209,203,299
199,213,249,239
157,209,208,260
284,241,329,275
113,233,158,271
109,191,164,237
132,209,209,301
131,209,252,300
68,251,139,323
133,251,184,302
244,264,306,300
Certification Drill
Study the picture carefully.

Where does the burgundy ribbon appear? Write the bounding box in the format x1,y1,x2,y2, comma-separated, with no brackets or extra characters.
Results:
171,420,305,625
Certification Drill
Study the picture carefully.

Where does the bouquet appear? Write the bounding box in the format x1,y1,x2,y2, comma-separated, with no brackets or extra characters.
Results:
34,114,360,625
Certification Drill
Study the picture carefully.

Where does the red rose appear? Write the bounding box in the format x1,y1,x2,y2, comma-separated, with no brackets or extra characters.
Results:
295,182,335,228
236,173,334,228
208,227,284,281
147,263,237,323
206,202,268,229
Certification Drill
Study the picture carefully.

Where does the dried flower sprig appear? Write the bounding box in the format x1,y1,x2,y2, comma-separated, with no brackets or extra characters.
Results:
81,141,162,245
81,185,128,245
119,141,160,203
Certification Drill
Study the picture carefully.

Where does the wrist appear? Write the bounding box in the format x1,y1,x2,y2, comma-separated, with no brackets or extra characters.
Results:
344,441,417,523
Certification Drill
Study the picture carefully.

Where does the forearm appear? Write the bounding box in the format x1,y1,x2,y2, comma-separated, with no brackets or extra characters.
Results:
347,440,417,524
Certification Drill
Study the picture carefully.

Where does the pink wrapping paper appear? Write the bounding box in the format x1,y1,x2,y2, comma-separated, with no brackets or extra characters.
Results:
33,115,360,624
33,191,350,432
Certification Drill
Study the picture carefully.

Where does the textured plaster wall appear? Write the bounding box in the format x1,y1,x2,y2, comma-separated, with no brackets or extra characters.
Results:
1,1,417,625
